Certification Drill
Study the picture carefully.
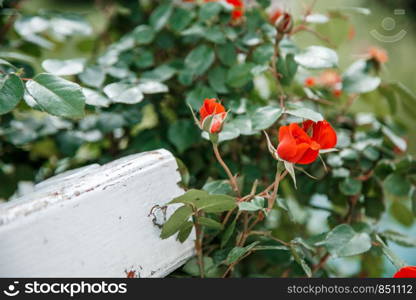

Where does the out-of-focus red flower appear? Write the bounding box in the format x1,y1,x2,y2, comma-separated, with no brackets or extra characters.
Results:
226,0,243,8
226,0,244,20
304,77,316,87
199,98,227,133
332,89,342,97
277,120,337,164
393,266,416,278
367,46,388,64
348,25,356,41
231,9,243,20
318,70,342,87
184,0,244,20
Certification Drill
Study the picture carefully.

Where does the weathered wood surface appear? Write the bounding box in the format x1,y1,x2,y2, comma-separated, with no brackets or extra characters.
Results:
0,149,194,277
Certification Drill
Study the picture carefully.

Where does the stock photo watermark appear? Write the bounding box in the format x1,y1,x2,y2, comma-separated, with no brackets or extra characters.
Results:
370,8,407,43
2,281,128,297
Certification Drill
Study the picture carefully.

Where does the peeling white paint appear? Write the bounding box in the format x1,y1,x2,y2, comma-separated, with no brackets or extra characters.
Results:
0,149,195,277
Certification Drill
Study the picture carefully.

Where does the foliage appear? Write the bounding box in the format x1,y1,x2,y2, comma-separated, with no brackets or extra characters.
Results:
1,0,416,277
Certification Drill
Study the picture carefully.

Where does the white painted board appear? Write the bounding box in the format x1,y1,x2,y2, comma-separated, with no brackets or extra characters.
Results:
0,149,194,277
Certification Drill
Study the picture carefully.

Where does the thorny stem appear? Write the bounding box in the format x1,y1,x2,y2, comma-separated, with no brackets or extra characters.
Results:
248,231,290,247
269,162,284,211
212,143,241,197
291,25,335,48
222,252,252,278
193,213,205,278
312,252,331,275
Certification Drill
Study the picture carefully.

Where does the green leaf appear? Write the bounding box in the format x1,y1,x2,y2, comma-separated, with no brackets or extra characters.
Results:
323,224,372,257
0,74,24,115
221,219,236,248
49,13,92,37
276,54,298,86
378,85,397,114
390,81,416,118
231,115,255,135
253,44,274,65
203,180,232,195
284,161,297,188
150,4,173,31
382,126,407,153
253,245,289,251
217,42,236,67
168,119,200,153
374,159,395,180
251,106,282,130
364,197,385,220
305,13,329,23
0,58,16,69
239,196,265,212
199,2,222,22
226,63,254,88
160,206,193,239
168,189,209,206
384,173,411,197
186,85,217,109
196,194,237,213
103,82,143,104
339,178,362,196
390,201,414,227
79,65,106,88
208,66,229,94
226,241,260,265
290,244,312,277
82,88,111,107
380,230,416,247
294,46,338,69
26,73,85,119
199,217,223,230
375,235,406,269
138,81,168,94
41,58,86,76
132,25,155,44
284,104,323,122
342,60,380,94
201,122,240,143
183,256,219,277
142,64,176,82
169,7,194,32
177,221,193,243
205,26,226,44
185,45,215,76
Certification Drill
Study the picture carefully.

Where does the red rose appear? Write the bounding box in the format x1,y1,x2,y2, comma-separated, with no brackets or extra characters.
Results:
226,0,244,20
393,266,416,278
199,98,227,133
277,120,337,164
231,9,243,20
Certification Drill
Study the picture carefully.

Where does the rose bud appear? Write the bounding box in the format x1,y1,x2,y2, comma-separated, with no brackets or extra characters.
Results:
270,10,293,34
199,98,227,134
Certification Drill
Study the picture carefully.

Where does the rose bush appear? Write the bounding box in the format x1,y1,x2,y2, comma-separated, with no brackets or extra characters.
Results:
1,0,416,277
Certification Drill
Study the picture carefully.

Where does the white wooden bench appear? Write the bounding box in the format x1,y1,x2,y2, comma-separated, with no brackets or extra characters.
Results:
0,149,194,277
